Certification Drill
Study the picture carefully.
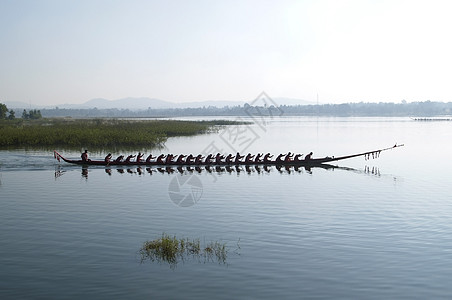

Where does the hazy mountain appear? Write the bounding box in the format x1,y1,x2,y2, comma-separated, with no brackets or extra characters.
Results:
273,97,318,106
82,97,174,109
4,96,315,110
3,101,32,109
77,97,315,109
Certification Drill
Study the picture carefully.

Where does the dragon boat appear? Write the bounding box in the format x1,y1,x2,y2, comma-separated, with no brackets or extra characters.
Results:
53,144,403,167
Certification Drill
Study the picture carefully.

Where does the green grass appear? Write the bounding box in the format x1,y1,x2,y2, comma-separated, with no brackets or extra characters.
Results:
0,118,246,148
139,233,231,268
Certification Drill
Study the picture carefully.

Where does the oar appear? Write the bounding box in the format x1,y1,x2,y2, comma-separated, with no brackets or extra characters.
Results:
326,144,404,163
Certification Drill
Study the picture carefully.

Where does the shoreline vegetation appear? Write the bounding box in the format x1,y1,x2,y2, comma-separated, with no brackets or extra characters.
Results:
0,118,247,148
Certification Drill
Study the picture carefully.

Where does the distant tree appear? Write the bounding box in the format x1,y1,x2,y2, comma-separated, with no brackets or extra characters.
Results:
22,109,42,120
0,103,8,119
29,109,42,119
8,109,15,120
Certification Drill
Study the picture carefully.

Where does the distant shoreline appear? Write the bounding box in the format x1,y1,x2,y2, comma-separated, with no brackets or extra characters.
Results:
24,100,452,118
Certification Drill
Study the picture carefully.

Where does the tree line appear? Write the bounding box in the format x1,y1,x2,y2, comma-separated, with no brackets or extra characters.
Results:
0,102,42,120
38,100,452,118
5,100,452,119
22,109,42,119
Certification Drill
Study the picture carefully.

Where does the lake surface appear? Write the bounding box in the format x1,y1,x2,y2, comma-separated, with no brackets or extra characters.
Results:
1,116,452,299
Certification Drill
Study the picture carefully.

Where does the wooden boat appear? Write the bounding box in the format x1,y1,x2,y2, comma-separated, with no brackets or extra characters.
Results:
54,144,403,167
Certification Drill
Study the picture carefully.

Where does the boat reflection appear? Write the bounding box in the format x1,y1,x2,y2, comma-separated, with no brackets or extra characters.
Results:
55,164,382,179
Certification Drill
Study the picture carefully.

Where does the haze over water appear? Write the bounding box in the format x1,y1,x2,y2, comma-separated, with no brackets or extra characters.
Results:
1,116,452,299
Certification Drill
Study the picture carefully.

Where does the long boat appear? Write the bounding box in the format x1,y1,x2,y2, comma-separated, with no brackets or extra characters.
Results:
53,144,403,167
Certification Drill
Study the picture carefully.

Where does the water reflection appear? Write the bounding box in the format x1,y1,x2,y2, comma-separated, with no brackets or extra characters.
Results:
364,166,381,176
81,167,88,179
54,164,382,180
54,165,66,179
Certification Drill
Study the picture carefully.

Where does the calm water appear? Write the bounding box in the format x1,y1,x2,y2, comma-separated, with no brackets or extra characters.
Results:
1,117,452,299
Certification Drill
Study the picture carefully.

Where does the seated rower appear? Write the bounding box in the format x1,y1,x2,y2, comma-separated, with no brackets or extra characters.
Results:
305,152,313,160
204,154,214,164
263,153,273,162
186,154,195,164
81,150,91,162
294,154,303,161
136,152,144,162
275,153,286,163
285,152,294,162
146,154,155,163
234,152,244,163
215,153,225,164
156,154,166,164
176,154,186,164
255,153,263,163
225,154,235,164
245,153,255,163
115,155,124,162
194,154,204,164
125,154,136,163
166,154,175,164
105,153,112,163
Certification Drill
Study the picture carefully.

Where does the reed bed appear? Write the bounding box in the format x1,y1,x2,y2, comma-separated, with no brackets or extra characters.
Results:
0,118,243,147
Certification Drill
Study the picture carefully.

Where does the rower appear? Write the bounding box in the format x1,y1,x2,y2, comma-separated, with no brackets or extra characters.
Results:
186,154,195,164
166,154,175,164
176,154,186,164
245,153,255,163
156,154,165,164
225,154,234,164
136,152,144,162
255,153,263,163
305,152,313,160
146,154,155,163
294,154,303,161
125,154,136,163
205,154,214,164
215,153,225,164
263,153,273,162
105,153,112,163
234,152,244,163
81,150,90,162
115,155,124,162
194,154,204,164
275,153,285,163
285,152,294,162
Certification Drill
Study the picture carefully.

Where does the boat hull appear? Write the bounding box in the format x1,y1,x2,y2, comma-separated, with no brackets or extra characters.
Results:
57,157,336,167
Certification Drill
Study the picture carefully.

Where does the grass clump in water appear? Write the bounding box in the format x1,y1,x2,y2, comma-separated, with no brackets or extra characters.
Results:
140,233,230,268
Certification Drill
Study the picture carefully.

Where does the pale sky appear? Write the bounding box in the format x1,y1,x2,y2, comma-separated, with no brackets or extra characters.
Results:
1,0,452,106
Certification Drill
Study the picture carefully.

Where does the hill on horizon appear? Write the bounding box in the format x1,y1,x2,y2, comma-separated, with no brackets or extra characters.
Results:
4,97,315,110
